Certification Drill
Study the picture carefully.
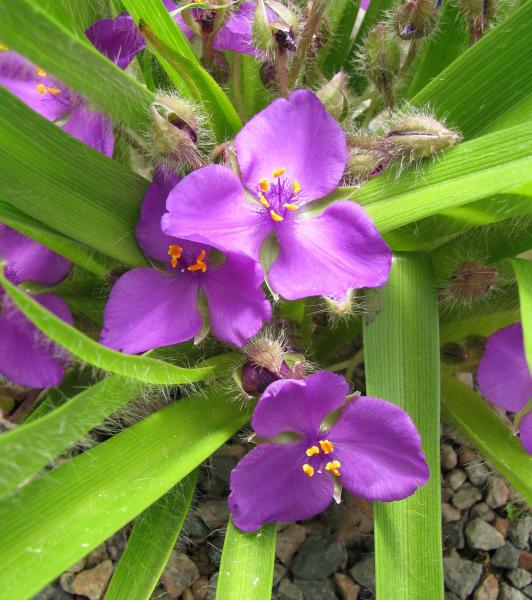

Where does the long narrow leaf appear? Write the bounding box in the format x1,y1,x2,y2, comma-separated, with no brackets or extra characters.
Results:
363,254,443,600
512,258,532,370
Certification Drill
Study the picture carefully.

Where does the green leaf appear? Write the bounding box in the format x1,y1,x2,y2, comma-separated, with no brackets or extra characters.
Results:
318,0,361,77
0,381,253,600
512,258,532,370
0,0,154,134
0,271,236,385
38,0,105,34
0,375,143,500
411,1,532,138
441,374,532,503
0,88,148,266
217,520,276,600
440,310,520,344
363,254,443,600
105,472,197,600
229,53,269,122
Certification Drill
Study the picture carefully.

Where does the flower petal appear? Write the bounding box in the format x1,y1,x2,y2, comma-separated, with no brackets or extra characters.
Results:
162,164,270,261
252,371,349,438
136,168,181,262
518,412,532,455
213,3,258,55
0,224,71,286
85,15,146,69
101,268,201,354
235,89,347,203
228,441,333,532
269,201,392,300
477,323,532,413
327,396,430,502
0,294,72,388
62,104,114,157
202,253,271,347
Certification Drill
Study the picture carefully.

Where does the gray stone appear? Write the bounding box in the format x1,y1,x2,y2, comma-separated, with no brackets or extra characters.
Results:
446,594,461,600
276,524,306,565
273,563,288,587
473,573,499,600
500,583,527,600
441,444,458,471
278,578,304,600
291,535,345,580
183,512,210,541
161,552,199,598
442,502,461,523
443,556,483,600
294,579,338,600
486,477,510,508
446,469,467,491
492,543,522,569
508,569,532,589
443,520,465,549
85,543,110,568
509,517,532,550
196,499,229,530
334,572,360,600
349,554,375,591
453,485,482,510
466,518,505,550
72,560,114,600
33,583,73,600
205,573,218,600
465,461,491,486
522,584,532,599
470,502,496,522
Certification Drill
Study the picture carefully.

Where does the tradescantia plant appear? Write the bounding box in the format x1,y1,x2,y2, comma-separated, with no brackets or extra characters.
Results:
0,0,530,598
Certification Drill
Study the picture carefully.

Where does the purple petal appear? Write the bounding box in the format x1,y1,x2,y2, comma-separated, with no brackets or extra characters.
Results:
213,3,258,55
252,371,349,438
162,164,270,261
136,168,181,262
101,268,201,354
0,294,72,388
85,15,146,69
519,412,532,455
62,104,115,157
0,224,71,286
202,253,271,347
477,323,532,413
173,12,195,39
327,396,430,502
0,51,73,121
235,89,347,204
228,441,334,532
269,201,392,300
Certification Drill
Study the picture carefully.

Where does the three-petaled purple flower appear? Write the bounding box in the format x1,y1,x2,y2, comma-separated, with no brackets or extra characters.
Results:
477,322,532,454
228,371,429,531
101,169,271,353
0,15,144,156
162,89,392,301
0,224,72,388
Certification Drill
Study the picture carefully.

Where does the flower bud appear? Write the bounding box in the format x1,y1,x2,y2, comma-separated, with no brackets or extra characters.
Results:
361,23,401,89
253,0,276,53
150,96,204,171
346,148,383,181
384,114,461,159
393,0,438,40
441,342,469,365
317,72,350,122
458,0,496,42
445,261,498,303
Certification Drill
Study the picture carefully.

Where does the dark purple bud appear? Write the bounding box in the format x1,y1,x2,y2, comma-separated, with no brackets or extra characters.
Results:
274,27,297,52
393,0,438,40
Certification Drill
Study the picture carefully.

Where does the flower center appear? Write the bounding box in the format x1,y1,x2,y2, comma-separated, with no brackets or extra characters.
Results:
257,167,302,223
302,439,341,478
36,83,61,96
167,244,208,273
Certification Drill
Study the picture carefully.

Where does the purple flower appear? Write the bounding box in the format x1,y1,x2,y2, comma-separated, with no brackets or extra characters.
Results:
162,90,392,301
228,371,429,532
100,169,271,353
0,15,143,156
477,322,532,454
0,224,72,388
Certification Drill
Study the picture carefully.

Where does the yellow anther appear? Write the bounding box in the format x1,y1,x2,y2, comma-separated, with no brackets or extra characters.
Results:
305,445,319,457
259,194,270,208
325,460,341,477
36,83,46,95
302,464,314,477
292,181,301,194
319,439,334,454
259,178,270,192
168,244,183,269
187,249,208,273
284,203,299,211
270,210,284,222
47,87,61,95
36,67,47,77
272,167,286,177
0,44,9,52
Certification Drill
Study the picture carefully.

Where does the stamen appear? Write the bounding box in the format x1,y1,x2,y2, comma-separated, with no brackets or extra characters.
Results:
284,203,299,211
36,83,46,95
302,464,314,477
305,445,319,457
168,244,183,269
325,460,341,477
187,249,207,273
47,87,61,95
270,210,284,222
292,181,301,194
259,194,270,208
319,439,334,454
272,167,286,177
259,178,270,192
36,67,46,77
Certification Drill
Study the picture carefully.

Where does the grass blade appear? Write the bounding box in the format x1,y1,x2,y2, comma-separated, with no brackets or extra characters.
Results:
512,258,532,370
363,254,443,600
318,0,361,77
217,520,277,600
105,472,198,600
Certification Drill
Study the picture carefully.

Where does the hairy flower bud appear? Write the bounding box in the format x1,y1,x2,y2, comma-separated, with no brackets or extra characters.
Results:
384,114,461,159
393,0,438,40
317,72,350,121
458,0,496,43
346,148,383,181
444,260,498,303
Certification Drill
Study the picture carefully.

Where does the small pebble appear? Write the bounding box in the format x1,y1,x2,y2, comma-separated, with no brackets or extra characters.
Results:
470,502,496,522
466,462,491,487
465,518,505,550
453,485,482,510
499,582,528,600
509,517,532,550
334,572,360,600
446,469,467,491
291,535,345,580
442,502,462,523
519,550,532,570
507,569,532,589
278,578,304,600
276,524,306,565
495,517,511,538
161,552,200,598
522,584,532,599
492,543,522,569
443,556,483,600
192,576,209,600
71,560,113,600
486,478,510,509
196,499,229,530
294,579,338,600
441,444,458,471
473,573,499,600
443,520,466,550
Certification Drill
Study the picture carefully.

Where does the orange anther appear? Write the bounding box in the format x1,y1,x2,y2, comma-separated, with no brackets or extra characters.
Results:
187,249,207,273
